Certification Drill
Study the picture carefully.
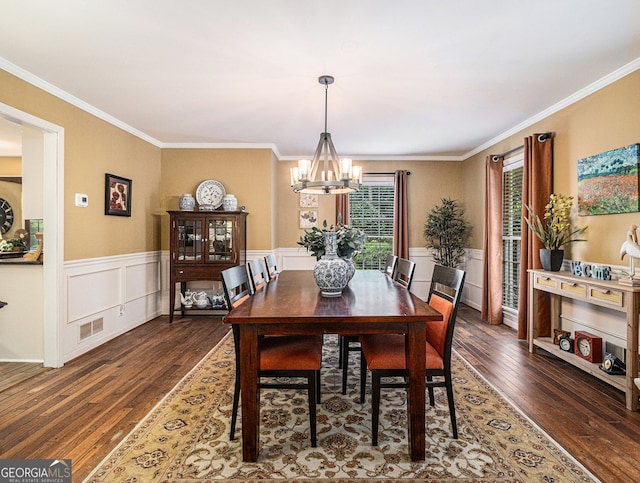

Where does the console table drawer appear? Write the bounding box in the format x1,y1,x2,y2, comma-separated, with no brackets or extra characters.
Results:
588,287,623,307
534,275,557,290
559,280,587,297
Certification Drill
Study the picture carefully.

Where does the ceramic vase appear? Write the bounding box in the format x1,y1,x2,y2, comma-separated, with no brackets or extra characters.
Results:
342,256,356,282
540,248,564,271
223,194,238,211
179,193,195,211
313,231,349,297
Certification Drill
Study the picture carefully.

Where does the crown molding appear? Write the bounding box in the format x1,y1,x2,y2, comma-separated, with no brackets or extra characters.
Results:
3,55,639,160
462,56,640,160
0,57,162,147
278,154,465,162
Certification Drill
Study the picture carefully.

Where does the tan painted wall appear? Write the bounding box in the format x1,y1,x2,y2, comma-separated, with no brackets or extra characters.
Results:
462,70,640,266
160,148,274,250
277,159,466,249
0,157,22,175
0,69,162,260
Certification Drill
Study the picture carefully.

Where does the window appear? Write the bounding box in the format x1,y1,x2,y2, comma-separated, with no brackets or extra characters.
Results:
349,176,395,271
502,157,523,310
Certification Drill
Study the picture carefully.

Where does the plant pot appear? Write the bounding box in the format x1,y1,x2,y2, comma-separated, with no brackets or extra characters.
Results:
540,249,564,271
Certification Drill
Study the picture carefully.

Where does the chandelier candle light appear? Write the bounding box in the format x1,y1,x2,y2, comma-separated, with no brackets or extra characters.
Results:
290,75,362,194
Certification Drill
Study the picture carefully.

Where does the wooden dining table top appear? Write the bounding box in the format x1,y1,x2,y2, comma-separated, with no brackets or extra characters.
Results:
224,269,441,329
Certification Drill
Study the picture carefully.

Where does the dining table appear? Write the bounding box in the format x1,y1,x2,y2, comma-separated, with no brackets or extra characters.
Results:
223,269,443,462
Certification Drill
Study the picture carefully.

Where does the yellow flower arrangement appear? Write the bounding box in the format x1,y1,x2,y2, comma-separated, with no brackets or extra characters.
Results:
525,194,587,250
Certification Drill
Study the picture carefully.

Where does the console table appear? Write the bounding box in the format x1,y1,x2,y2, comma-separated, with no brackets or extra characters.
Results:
528,269,639,410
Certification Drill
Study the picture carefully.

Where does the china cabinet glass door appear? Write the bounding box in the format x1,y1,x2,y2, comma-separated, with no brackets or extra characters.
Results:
176,219,203,261
208,218,234,262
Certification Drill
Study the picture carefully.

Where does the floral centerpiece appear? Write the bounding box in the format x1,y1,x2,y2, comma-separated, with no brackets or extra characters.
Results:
298,218,366,261
524,194,587,270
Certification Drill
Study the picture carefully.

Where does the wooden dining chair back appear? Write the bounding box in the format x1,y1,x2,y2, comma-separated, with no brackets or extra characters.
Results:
221,264,253,309
248,257,270,292
264,253,279,279
221,265,323,446
358,264,465,445
393,257,416,290
384,254,398,278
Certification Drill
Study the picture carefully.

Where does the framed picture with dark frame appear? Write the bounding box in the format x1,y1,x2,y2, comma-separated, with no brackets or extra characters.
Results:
105,173,132,216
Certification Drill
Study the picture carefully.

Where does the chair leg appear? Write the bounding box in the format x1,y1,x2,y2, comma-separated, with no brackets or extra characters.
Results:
341,343,349,395
359,351,367,404
230,372,241,440
445,376,458,439
427,374,435,406
371,370,381,446
308,371,318,447
338,335,344,369
316,369,321,404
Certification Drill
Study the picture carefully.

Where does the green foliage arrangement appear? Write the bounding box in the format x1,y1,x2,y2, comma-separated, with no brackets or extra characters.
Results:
298,218,366,261
524,194,587,250
0,238,26,252
423,198,471,268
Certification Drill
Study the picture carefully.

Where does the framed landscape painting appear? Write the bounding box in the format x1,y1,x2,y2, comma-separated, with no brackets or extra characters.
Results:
577,143,640,216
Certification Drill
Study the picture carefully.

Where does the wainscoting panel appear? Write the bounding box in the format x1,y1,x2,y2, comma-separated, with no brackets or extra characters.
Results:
63,252,162,363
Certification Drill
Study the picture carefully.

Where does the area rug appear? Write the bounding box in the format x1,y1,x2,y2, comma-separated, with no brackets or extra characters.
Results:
85,333,599,482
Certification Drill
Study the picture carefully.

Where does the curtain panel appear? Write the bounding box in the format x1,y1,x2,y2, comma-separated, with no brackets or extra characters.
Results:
336,194,350,225
393,170,409,260
482,156,504,325
517,135,553,339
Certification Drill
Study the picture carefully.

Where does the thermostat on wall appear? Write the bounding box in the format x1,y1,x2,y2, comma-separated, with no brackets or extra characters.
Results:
75,193,88,207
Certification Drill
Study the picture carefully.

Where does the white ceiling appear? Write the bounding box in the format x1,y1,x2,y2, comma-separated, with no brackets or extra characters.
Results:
1,0,639,159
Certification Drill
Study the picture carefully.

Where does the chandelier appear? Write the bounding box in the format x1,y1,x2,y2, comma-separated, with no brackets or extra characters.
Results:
290,75,362,194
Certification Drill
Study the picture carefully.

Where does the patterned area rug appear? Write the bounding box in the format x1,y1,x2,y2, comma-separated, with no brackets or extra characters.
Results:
85,333,599,482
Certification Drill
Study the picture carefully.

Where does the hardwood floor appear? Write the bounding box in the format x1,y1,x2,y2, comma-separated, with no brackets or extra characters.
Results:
1,307,639,481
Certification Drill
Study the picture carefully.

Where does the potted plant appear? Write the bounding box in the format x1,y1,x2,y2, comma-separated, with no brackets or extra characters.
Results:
0,238,26,252
423,198,471,268
298,219,366,261
524,194,587,271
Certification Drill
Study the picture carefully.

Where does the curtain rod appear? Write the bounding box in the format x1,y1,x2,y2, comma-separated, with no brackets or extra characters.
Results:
364,171,411,175
491,133,552,162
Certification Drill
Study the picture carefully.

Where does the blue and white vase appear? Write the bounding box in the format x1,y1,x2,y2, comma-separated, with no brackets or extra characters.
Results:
314,231,349,297
342,256,356,282
179,193,195,211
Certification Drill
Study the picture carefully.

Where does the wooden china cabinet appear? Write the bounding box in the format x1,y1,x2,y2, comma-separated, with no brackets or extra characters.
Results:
167,210,247,322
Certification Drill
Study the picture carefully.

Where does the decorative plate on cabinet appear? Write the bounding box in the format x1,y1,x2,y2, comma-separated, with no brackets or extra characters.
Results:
195,180,226,209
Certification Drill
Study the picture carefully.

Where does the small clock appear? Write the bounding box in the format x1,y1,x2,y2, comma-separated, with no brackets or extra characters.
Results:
574,330,603,363
600,353,626,375
558,335,574,353
0,197,14,234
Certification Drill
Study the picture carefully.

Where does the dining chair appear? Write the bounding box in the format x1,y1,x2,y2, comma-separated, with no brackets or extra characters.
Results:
359,264,466,445
393,257,416,290
221,265,323,446
247,257,270,292
264,253,279,279
338,254,403,395
384,254,398,278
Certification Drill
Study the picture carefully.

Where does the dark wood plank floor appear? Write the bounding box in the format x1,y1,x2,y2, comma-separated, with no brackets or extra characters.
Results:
1,306,639,481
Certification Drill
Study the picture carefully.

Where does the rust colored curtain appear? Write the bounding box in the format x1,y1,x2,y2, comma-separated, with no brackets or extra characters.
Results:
481,156,504,325
517,134,553,339
336,194,350,225
394,170,409,260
